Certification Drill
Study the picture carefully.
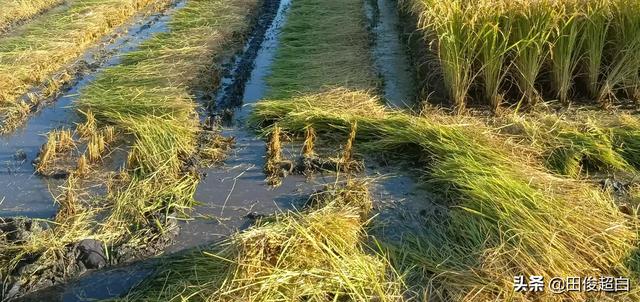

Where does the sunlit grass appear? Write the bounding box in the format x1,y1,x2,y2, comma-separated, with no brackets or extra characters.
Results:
0,0,64,34
0,0,174,133
122,182,404,301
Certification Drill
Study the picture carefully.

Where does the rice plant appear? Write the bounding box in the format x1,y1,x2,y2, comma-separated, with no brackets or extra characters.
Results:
598,0,640,107
581,2,611,100
403,0,640,109
509,0,554,107
476,3,513,111
549,3,584,105
122,183,403,301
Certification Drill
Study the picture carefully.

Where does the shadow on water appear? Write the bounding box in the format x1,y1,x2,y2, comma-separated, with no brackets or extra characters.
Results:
0,0,187,219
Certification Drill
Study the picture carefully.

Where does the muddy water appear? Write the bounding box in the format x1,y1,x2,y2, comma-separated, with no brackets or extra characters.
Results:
366,0,416,108
0,0,186,219
169,0,333,252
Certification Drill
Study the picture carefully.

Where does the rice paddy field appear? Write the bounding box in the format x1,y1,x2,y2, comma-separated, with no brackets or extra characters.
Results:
1,0,640,301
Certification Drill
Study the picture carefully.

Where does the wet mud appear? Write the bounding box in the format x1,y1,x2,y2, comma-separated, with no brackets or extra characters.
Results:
0,0,187,219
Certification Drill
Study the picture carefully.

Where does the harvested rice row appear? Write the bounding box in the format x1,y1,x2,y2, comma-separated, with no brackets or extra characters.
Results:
0,0,259,298
401,0,640,111
0,0,65,34
0,0,174,133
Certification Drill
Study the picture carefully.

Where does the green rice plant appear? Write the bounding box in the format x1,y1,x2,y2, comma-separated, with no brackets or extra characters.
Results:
0,0,64,34
509,0,555,107
475,4,514,112
122,183,403,301
581,2,612,100
549,2,584,105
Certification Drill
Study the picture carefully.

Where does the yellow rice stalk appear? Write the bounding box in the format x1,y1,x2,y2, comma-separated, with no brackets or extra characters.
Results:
265,124,283,186
76,110,97,139
340,121,358,171
76,154,89,177
35,131,58,174
87,132,106,163
302,125,316,158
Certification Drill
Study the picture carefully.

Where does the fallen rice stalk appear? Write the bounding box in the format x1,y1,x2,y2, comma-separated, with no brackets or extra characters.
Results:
250,89,640,301
122,182,403,301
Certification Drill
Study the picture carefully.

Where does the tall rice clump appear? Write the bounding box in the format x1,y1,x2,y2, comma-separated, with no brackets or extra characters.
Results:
401,0,640,110
122,182,403,301
404,0,480,113
251,89,640,301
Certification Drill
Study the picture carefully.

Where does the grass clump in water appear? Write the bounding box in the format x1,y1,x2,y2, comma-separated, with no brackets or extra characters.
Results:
123,182,404,301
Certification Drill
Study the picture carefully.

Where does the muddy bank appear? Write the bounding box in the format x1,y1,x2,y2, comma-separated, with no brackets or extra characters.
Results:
1,214,178,301
0,0,187,219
